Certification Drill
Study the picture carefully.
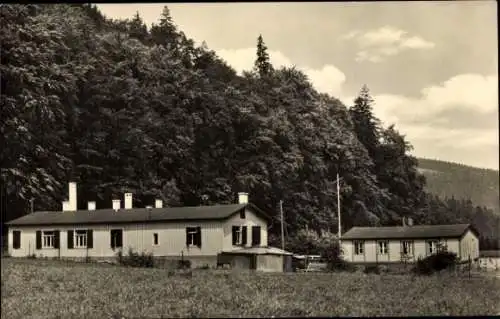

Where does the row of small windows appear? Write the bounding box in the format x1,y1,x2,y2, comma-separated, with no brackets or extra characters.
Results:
12,225,263,250
353,240,442,255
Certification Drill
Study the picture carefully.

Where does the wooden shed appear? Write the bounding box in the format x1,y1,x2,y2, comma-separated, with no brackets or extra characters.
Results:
218,246,293,272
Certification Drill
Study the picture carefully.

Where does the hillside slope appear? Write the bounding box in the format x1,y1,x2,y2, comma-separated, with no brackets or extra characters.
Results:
417,158,499,215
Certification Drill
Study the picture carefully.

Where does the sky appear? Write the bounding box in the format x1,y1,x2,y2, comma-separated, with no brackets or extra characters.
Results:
96,2,499,170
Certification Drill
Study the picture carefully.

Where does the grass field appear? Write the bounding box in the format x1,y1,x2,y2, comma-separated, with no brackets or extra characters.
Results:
2,258,499,318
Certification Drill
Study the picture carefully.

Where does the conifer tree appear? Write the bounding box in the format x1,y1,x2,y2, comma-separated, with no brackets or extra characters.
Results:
254,34,273,77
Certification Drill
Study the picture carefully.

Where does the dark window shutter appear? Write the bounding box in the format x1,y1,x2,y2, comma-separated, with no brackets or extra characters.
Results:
110,230,115,249
241,226,247,245
185,228,190,246
67,230,74,249
252,226,261,246
232,226,238,245
117,230,123,248
36,231,42,249
13,231,21,249
54,230,60,249
196,227,202,247
87,229,93,248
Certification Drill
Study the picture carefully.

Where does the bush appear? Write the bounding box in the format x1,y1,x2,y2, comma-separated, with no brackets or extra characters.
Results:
413,251,458,275
363,265,380,274
116,247,155,268
322,242,355,272
177,259,191,270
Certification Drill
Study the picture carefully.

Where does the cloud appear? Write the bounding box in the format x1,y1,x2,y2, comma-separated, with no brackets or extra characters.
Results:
216,48,346,97
342,26,435,63
215,47,498,168
364,74,498,154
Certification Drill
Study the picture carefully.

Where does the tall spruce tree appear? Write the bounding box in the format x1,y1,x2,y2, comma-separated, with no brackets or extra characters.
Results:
254,34,273,77
349,85,381,159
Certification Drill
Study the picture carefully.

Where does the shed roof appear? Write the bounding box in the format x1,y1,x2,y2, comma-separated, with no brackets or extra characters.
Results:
221,246,294,256
341,224,478,240
6,203,270,226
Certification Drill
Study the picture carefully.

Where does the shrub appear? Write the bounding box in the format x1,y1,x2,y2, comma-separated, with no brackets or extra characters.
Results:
363,265,380,274
116,247,155,268
196,264,210,270
413,251,458,275
322,241,355,272
177,259,191,270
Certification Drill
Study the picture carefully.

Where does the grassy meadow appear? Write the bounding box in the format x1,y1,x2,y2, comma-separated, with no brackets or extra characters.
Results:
2,258,499,318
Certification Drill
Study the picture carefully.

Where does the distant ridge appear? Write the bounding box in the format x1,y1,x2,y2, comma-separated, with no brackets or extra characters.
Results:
417,157,500,216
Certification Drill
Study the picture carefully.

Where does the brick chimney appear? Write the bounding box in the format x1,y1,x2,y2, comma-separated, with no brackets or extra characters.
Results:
112,199,120,211
155,199,163,208
238,192,249,204
68,182,77,211
62,201,70,211
124,193,133,209
88,201,96,211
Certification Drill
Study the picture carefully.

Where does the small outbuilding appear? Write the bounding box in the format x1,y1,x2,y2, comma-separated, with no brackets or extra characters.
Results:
218,246,293,272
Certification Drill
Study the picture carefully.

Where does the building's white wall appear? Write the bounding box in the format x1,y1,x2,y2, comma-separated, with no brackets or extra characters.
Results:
388,241,401,262
8,221,225,258
459,230,479,261
257,254,283,272
446,239,460,258
340,237,465,263
414,240,427,260
222,207,268,251
8,207,270,258
365,240,377,262
341,241,354,262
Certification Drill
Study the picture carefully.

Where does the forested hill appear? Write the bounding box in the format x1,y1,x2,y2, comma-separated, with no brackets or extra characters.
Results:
1,4,498,248
417,158,499,216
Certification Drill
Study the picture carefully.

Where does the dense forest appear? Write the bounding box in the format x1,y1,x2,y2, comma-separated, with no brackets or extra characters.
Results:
1,4,498,249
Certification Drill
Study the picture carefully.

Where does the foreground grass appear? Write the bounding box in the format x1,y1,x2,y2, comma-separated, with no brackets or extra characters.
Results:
2,258,499,318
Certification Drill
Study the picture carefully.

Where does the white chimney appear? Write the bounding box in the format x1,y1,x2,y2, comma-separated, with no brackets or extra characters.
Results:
155,199,163,208
124,193,133,209
62,201,70,211
408,218,414,226
238,192,249,204
112,199,121,211
68,182,77,211
88,201,96,211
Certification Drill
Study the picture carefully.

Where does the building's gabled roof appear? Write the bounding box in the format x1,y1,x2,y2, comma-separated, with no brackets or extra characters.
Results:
341,224,478,240
6,203,270,227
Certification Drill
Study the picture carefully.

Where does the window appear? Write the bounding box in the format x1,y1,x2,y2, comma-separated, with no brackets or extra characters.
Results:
13,230,21,249
186,227,201,248
74,230,87,248
378,241,389,255
36,230,60,249
232,226,247,246
110,229,123,249
232,226,241,245
239,210,246,219
402,240,413,255
251,226,261,246
153,233,159,246
68,230,93,249
354,241,364,255
427,240,439,255
43,231,55,248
